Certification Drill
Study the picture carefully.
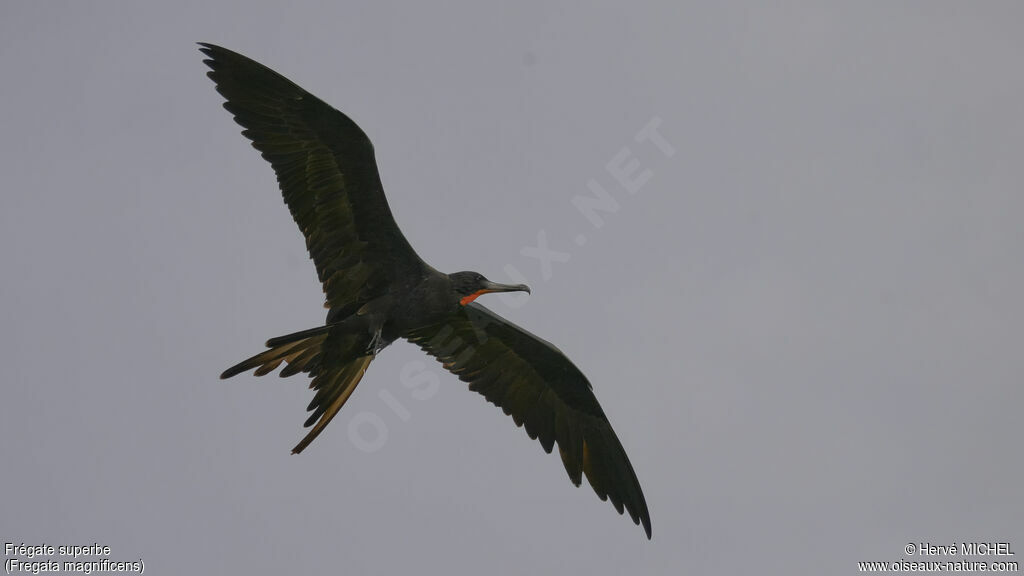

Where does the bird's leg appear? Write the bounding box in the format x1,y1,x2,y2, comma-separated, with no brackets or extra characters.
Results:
325,305,391,355
368,325,386,355
332,314,389,355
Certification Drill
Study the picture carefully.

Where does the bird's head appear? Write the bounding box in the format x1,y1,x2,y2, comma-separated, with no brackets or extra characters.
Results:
448,271,530,306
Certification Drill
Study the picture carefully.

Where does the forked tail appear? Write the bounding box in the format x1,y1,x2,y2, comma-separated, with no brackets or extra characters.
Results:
221,329,374,453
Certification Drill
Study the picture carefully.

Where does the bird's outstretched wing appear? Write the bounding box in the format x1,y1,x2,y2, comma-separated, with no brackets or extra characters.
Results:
200,43,425,312
405,303,652,538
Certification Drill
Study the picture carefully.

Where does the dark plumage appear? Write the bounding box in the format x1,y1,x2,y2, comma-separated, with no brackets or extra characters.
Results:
202,42,651,538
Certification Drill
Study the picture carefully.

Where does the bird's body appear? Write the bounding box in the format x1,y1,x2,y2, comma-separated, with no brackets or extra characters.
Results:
201,43,651,538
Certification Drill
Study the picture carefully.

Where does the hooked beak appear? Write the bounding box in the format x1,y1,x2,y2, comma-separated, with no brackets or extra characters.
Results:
481,280,531,295
460,281,531,306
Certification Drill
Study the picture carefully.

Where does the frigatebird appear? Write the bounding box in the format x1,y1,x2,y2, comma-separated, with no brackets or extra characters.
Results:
201,43,651,538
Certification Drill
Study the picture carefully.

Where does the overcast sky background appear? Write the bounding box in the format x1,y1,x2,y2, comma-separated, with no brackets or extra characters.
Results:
2,2,1022,574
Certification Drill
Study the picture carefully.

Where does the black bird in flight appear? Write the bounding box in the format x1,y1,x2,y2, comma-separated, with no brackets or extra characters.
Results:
201,43,651,538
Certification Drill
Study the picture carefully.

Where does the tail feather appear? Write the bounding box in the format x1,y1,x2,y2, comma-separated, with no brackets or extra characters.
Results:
221,334,327,379
222,326,375,454
253,359,285,377
265,324,334,348
293,355,373,453
280,347,321,377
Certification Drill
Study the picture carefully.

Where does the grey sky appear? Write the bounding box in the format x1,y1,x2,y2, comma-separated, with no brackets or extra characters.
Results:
2,2,1022,574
